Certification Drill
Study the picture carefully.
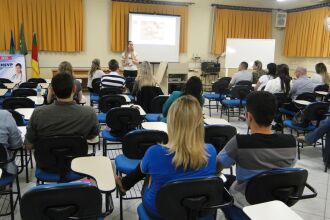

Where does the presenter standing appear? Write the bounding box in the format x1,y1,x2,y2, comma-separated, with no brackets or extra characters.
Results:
121,41,139,78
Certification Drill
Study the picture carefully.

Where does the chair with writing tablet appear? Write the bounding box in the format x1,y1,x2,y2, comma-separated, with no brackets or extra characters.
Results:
2,97,35,110
137,177,233,220
19,82,38,89
11,88,37,97
90,78,101,107
97,95,126,124
27,78,46,84
115,129,168,220
145,95,169,122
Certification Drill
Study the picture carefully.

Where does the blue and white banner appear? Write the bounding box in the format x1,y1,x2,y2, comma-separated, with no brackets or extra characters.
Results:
0,54,26,83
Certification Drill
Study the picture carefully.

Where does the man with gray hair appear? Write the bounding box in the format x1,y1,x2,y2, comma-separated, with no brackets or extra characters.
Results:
290,66,316,99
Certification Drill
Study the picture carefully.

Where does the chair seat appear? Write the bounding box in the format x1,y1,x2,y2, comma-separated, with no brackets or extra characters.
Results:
35,168,83,182
115,154,141,174
101,129,120,142
145,113,162,122
97,113,106,123
283,120,316,132
279,108,296,117
222,99,246,106
0,173,16,187
90,94,100,102
203,93,223,100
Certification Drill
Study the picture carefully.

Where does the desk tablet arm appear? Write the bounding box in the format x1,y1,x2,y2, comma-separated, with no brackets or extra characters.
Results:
288,183,317,200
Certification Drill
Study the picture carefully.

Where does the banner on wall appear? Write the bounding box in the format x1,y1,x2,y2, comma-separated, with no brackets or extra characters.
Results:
0,54,26,83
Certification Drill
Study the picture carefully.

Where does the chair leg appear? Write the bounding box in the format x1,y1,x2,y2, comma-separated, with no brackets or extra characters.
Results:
9,185,14,220
120,194,123,220
24,149,29,183
297,142,301,160
103,139,107,156
209,100,211,117
16,176,21,201
29,150,33,168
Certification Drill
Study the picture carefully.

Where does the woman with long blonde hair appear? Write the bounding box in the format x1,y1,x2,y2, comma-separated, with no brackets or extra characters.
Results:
87,58,104,92
311,62,330,85
115,95,217,218
131,61,156,96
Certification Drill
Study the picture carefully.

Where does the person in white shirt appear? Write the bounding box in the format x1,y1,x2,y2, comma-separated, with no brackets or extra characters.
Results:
121,41,139,78
11,63,23,83
311,63,329,86
228,62,252,88
264,64,291,95
87,58,105,93
255,63,276,91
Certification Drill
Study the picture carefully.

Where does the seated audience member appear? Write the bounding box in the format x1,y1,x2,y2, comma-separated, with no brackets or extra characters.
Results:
0,110,23,175
217,91,296,210
87,58,105,93
264,64,291,94
116,95,217,218
255,63,276,91
311,62,329,86
297,118,330,165
290,66,315,99
25,73,99,149
228,62,252,88
162,76,203,122
47,61,83,104
131,61,157,97
101,59,126,92
252,60,266,83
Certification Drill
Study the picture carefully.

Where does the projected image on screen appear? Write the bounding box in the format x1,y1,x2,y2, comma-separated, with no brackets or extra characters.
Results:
131,15,176,45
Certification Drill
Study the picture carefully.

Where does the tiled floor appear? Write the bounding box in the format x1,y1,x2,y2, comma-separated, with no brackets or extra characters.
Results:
3,97,330,220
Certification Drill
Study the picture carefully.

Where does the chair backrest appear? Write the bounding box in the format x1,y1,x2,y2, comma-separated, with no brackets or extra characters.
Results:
11,88,37,97
20,182,102,220
205,125,237,153
2,97,35,109
304,102,330,126
98,95,126,113
122,129,168,159
236,80,252,87
28,78,47,83
314,84,329,92
231,85,252,100
34,136,88,182
7,109,25,126
296,92,316,102
273,93,289,108
19,82,38,89
136,86,164,113
150,95,169,113
245,168,308,207
156,177,232,220
92,78,101,95
99,87,122,97
0,78,12,83
106,107,142,137
212,79,230,95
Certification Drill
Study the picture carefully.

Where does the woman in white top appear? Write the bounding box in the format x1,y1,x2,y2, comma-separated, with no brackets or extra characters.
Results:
264,64,291,95
87,58,104,93
255,63,276,91
121,41,139,78
311,63,329,86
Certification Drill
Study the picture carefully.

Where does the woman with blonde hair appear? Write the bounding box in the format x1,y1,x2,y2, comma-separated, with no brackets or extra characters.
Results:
131,61,156,96
87,58,104,93
116,95,217,218
252,60,266,83
311,62,330,85
47,61,83,103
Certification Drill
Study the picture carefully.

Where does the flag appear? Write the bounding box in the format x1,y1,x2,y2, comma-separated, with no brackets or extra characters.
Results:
9,31,15,54
31,33,40,78
19,24,28,55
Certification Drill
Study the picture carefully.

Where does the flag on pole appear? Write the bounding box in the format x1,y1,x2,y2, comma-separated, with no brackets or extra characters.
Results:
9,31,15,54
19,24,28,55
31,33,40,78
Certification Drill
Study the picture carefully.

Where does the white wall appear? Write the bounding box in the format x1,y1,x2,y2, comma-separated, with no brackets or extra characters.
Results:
0,0,329,78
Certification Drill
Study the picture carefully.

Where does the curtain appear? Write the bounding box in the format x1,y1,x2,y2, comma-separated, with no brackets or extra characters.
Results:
0,0,84,52
284,7,330,57
212,9,272,55
111,1,188,53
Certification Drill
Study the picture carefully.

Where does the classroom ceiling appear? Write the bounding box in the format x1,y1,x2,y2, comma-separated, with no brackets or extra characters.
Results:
211,0,329,10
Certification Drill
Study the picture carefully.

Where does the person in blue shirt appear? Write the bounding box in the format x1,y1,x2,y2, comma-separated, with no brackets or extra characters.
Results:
116,95,217,218
297,118,330,164
161,76,204,122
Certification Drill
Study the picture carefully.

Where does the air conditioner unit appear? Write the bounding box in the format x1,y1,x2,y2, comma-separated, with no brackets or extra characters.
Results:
275,12,287,28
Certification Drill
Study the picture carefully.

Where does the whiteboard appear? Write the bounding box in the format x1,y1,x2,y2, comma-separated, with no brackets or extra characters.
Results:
129,13,181,62
225,39,276,69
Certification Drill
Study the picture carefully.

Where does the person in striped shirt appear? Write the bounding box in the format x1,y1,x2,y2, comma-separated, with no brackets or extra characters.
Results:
101,59,126,92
